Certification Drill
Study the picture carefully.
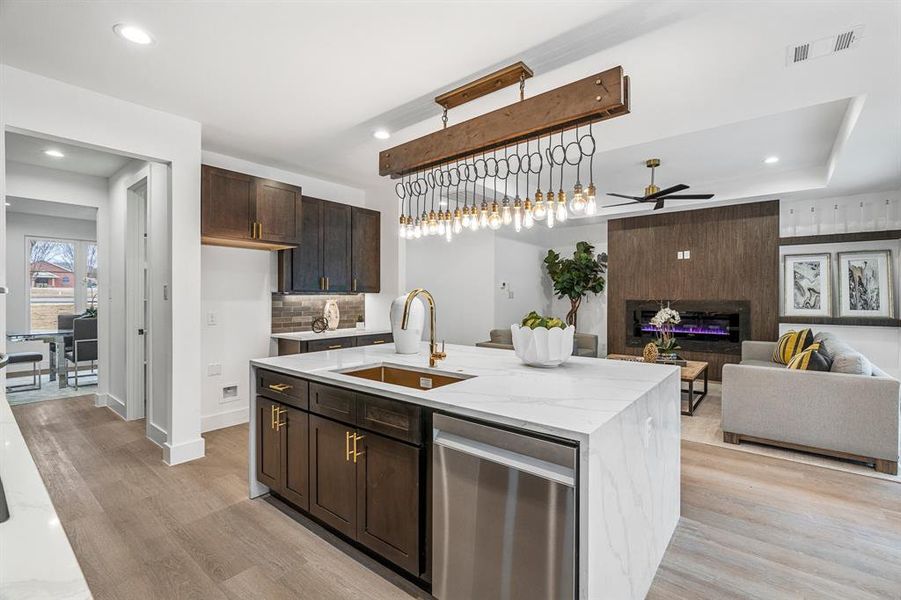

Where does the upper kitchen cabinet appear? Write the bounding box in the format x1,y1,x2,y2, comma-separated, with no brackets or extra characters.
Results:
283,197,380,293
351,207,381,293
201,164,302,250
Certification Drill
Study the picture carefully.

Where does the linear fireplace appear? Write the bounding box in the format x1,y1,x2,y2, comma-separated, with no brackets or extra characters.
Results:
626,300,750,355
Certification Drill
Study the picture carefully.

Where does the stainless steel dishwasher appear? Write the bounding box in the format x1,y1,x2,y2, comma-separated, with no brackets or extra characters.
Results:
432,414,577,600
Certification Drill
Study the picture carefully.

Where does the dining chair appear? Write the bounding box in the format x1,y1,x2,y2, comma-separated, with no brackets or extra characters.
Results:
65,317,98,388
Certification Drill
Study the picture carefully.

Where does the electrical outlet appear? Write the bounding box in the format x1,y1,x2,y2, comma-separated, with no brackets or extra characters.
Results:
684,250,691,259
207,311,217,326
221,384,238,402
207,363,221,376
677,251,684,260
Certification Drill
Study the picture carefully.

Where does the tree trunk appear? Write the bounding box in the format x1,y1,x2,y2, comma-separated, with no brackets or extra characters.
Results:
566,297,582,328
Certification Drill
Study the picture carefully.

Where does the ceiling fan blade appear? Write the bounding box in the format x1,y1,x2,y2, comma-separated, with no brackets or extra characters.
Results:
602,201,643,208
654,199,666,210
645,184,689,200
660,194,715,200
606,193,644,200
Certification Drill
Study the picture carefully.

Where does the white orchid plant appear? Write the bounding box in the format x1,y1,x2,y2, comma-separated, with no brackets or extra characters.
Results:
649,303,681,353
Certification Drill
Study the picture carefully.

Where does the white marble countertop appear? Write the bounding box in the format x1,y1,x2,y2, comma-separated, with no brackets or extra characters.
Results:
251,342,678,441
0,392,91,599
270,327,391,342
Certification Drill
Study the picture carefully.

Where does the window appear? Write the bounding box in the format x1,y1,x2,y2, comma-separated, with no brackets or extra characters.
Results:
26,237,98,332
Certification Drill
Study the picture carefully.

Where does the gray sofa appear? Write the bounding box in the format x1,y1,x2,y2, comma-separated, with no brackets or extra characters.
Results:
722,333,900,475
476,329,599,358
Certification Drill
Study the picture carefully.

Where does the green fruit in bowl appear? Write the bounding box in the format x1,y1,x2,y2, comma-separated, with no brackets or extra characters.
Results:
520,311,566,330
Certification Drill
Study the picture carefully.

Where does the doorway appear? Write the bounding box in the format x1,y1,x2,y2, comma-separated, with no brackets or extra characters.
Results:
126,178,149,422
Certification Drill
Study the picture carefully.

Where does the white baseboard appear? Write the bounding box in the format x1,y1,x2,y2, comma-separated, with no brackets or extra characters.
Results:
94,393,108,407
201,406,249,433
106,394,127,420
163,437,205,465
146,421,167,447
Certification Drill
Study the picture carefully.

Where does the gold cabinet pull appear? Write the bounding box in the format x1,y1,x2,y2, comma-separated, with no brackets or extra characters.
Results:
275,407,287,430
372,340,385,345
258,222,263,240
270,404,277,430
268,383,292,392
325,276,330,290
345,431,354,462
319,276,325,290
352,433,365,463
252,222,257,239
352,278,357,292
328,344,342,349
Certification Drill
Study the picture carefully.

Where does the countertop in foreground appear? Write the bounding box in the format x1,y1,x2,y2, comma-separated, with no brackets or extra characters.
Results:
251,342,678,441
0,392,91,599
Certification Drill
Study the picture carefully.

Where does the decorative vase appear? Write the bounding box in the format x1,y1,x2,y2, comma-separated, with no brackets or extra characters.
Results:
390,295,425,354
323,299,340,330
643,343,659,363
510,324,575,368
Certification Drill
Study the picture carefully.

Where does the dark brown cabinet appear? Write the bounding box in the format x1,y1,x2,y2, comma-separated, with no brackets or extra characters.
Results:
351,207,381,293
201,165,301,250
276,333,393,356
309,414,358,537
280,198,380,293
255,396,310,511
355,431,421,574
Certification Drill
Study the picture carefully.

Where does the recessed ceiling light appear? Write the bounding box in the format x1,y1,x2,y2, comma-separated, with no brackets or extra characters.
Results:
373,129,391,140
4,202,10,207
44,149,65,158
764,156,780,164
113,23,154,45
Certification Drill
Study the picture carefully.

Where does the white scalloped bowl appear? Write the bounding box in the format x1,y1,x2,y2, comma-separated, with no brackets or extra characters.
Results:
510,324,575,368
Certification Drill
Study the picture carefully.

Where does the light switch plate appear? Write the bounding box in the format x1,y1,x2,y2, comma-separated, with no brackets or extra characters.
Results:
207,311,217,326
677,251,684,260
684,250,691,259
207,363,221,376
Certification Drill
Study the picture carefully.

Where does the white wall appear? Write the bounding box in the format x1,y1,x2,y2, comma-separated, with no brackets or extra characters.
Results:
4,211,96,374
405,232,495,345
2,65,203,465
781,189,901,236
201,246,271,432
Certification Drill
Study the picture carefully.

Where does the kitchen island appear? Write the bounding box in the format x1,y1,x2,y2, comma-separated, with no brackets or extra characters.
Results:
249,343,680,600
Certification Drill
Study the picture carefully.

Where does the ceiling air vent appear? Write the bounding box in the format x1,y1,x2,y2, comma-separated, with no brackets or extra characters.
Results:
786,25,863,66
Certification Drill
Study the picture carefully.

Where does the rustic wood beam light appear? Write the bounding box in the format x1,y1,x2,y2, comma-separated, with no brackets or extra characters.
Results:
379,64,630,178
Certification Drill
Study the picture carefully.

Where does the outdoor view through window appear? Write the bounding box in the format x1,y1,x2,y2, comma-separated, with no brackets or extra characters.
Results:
28,237,97,331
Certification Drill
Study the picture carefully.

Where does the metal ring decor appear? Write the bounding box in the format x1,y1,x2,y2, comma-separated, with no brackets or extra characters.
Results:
528,151,543,174
578,133,596,157
395,181,406,199
485,156,498,178
564,141,582,166
507,153,522,176
474,157,487,179
496,156,509,180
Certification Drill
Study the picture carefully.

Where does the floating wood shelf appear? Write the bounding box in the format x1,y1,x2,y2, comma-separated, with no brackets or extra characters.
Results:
779,315,901,328
779,229,901,246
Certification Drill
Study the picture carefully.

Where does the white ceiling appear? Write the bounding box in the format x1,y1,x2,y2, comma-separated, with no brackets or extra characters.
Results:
1,1,898,213
5,131,131,177
5,196,98,221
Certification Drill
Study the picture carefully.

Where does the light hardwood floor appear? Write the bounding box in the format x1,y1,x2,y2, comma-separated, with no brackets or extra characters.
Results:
12,396,901,600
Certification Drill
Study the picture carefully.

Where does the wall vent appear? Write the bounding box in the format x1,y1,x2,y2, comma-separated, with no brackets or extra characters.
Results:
786,25,863,65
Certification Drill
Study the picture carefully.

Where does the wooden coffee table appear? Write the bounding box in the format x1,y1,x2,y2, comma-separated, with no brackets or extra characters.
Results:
606,354,709,416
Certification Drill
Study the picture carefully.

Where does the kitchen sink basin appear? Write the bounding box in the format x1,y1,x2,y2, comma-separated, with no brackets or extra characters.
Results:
336,363,473,391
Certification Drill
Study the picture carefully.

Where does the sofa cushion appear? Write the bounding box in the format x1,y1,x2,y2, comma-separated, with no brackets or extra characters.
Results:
831,350,873,376
773,329,813,364
488,329,513,345
786,345,831,371
740,359,785,369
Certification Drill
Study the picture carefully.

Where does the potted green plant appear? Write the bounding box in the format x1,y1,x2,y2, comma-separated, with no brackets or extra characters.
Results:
543,241,607,328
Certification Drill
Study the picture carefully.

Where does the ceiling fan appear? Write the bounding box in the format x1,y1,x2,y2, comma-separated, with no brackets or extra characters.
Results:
606,158,714,210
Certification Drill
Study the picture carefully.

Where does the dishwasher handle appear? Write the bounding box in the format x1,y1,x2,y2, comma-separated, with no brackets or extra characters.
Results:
434,429,575,487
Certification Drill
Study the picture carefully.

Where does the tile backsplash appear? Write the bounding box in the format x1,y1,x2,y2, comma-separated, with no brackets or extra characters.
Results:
272,294,365,334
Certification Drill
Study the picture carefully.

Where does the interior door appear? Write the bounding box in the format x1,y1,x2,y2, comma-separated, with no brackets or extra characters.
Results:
321,201,352,292
280,406,310,510
201,165,255,240
256,396,282,489
355,431,421,574
291,196,324,292
309,415,357,537
255,178,301,245
126,179,148,419
351,207,380,293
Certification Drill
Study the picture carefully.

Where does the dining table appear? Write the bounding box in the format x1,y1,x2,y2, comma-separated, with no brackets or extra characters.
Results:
5,330,74,389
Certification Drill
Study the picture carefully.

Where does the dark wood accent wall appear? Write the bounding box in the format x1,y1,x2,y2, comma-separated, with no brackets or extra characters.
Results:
607,201,780,380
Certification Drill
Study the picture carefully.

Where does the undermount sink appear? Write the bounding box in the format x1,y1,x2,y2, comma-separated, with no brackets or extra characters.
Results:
336,363,474,391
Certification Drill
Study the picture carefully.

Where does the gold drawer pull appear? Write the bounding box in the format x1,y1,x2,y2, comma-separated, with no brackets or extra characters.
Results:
270,404,277,430
371,340,385,344
328,344,342,349
345,431,354,462
275,407,287,430
352,433,365,463
268,383,292,392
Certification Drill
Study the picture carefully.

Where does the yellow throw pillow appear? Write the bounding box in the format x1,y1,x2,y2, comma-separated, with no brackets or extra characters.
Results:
786,346,831,371
773,329,813,365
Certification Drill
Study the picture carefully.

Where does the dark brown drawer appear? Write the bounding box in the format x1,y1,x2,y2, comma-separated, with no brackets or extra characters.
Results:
258,369,309,410
306,337,356,353
357,393,421,445
355,333,393,348
309,382,356,425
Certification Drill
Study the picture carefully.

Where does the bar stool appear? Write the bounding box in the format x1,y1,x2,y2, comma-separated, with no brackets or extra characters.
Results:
5,352,43,392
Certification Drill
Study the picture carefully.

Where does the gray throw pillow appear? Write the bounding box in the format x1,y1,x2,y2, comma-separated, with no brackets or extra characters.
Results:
819,338,852,363
830,351,873,376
